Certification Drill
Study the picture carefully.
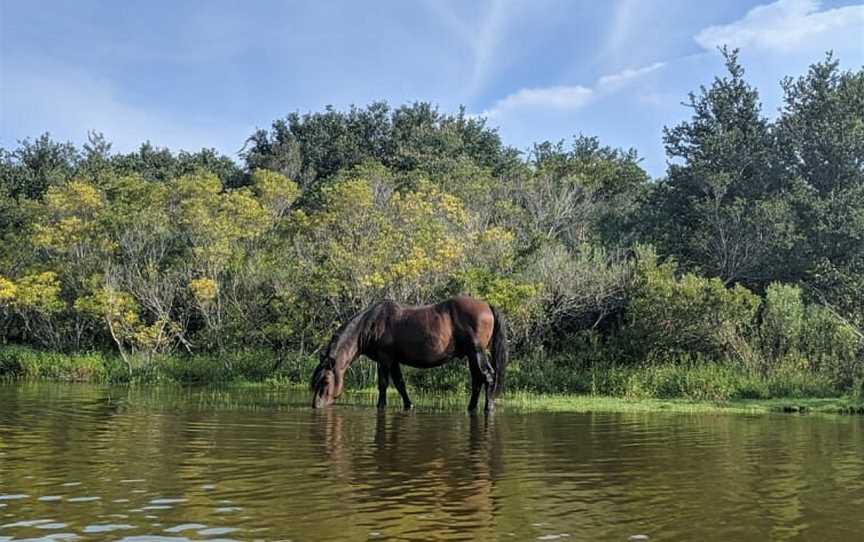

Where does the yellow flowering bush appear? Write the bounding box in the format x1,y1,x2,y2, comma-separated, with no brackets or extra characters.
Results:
189,278,218,304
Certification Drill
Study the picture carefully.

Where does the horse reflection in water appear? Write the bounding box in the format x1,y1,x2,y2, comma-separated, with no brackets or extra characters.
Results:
310,408,505,541
311,296,508,412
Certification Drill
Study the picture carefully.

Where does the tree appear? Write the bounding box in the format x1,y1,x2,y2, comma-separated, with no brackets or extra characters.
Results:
649,47,796,287
0,133,79,200
109,142,243,186
774,54,864,332
241,102,517,193
517,136,649,249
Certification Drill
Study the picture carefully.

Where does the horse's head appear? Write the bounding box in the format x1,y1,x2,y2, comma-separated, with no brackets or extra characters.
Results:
311,352,342,408
312,316,368,408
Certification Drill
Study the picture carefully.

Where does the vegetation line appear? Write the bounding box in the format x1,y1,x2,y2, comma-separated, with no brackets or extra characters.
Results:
1,49,862,402
2,346,862,416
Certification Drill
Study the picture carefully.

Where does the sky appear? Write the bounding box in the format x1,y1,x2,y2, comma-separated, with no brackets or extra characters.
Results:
1,0,862,178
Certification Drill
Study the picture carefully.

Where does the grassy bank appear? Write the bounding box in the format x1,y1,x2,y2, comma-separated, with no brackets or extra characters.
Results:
496,392,864,415
1,345,862,415
320,388,864,415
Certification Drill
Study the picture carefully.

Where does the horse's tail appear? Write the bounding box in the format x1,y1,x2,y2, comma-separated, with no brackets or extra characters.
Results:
490,305,508,398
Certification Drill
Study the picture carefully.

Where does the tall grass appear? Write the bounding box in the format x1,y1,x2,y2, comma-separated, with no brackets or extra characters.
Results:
0,344,857,402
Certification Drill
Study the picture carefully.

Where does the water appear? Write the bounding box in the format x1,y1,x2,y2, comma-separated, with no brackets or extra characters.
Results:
0,384,862,541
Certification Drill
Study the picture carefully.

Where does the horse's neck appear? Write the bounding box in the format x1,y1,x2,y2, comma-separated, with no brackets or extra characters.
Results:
334,312,366,370
334,340,358,371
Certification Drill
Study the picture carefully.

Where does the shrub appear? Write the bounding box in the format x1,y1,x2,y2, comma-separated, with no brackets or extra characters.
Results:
759,283,805,361
0,345,108,381
801,305,863,388
618,247,761,363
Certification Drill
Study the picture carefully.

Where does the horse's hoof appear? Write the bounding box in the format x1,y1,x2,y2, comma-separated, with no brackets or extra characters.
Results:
403,403,414,411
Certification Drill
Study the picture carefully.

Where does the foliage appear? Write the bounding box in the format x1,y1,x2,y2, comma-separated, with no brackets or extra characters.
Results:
648,48,797,286
242,102,518,192
0,55,862,398
620,246,761,362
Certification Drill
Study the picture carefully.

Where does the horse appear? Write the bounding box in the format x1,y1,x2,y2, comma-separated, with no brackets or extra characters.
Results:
310,295,508,412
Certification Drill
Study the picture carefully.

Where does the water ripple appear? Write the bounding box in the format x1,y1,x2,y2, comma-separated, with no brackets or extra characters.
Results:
0,383,862,541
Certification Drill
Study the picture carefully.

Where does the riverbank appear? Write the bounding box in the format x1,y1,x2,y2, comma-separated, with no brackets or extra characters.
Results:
311,388,863,415
495,392,864,415
1,345,862,415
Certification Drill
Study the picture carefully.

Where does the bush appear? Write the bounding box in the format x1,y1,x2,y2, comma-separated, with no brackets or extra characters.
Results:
759,283,805,360
801,305,862,388
618,248,761,363
758,283,863,389
0,345,108,381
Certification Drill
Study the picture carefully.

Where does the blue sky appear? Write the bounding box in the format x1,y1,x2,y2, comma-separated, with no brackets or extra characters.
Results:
1,0,862,177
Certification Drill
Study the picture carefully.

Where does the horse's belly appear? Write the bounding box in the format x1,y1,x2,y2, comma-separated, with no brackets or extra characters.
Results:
388,335,453,365
399,354,453,369
371,309,459,367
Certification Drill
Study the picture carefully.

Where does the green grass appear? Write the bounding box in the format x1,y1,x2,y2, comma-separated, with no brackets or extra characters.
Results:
1,344,862,416
135,384,864,416
496,391,864,415
287,387,864,415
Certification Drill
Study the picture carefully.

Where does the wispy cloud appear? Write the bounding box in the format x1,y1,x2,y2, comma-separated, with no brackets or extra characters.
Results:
422,0,530,99
695,0,864,52
596,62,667,91
482,86,594,118
467,0,511,97
481,61,665,119
599,0,646,66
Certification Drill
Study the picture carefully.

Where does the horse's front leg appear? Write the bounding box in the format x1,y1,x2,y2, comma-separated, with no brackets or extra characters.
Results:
377,363,390,409
389,363,413,410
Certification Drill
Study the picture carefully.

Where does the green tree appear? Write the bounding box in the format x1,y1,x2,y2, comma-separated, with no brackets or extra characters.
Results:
242,102,517,193
0,133,79,200
775,54,864,333
649,48,796,287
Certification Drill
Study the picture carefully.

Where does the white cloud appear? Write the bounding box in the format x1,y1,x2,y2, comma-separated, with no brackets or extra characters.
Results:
481,61,665,119
483,86,594,118
695,0,864,52
597,62,666,90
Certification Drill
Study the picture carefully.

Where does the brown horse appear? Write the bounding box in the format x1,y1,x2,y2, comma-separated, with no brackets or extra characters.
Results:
311,295,508,412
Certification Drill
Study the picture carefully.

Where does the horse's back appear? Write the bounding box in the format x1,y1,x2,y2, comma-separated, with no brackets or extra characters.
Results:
393,295,491,328
372,295,493,364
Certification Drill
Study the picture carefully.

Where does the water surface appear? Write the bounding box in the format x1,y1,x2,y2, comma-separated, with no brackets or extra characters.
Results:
0,383,862,541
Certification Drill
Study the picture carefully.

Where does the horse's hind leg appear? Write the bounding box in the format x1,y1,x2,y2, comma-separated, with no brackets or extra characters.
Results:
389,363,413,410
467,359,483,412
479,349,495,413
377,363,390,409
468,347,494,413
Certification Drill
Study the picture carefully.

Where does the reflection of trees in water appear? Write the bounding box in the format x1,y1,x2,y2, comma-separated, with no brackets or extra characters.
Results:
5,387,864,541
311,408,504,541
506,412,864,539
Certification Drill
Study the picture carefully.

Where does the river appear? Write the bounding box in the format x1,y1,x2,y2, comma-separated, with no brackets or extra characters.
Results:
0,383,862,541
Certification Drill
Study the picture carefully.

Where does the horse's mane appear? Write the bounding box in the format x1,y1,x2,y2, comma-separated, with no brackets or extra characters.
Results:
310,301,394,390
310,361,332,390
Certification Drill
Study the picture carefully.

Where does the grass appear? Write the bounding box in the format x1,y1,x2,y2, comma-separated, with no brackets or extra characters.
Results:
289,387,864,416
1,344,862,416
496,391,864,415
